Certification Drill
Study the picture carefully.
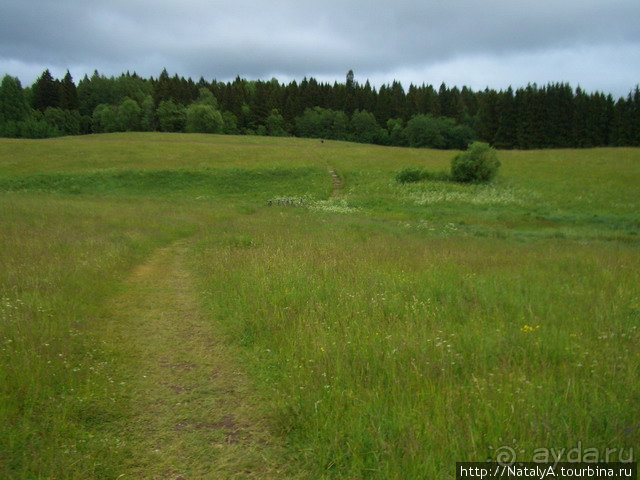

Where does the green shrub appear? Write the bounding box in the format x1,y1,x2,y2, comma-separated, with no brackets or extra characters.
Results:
450,141,500,183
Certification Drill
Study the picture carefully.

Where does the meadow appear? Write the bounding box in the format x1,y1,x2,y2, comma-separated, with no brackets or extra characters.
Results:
0,133,638,479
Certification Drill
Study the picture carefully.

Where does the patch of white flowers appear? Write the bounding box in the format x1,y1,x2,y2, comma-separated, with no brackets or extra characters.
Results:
402,183,527,206
309,199,359,214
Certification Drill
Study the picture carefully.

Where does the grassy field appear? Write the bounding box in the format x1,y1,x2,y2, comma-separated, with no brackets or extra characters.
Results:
1,133,638,479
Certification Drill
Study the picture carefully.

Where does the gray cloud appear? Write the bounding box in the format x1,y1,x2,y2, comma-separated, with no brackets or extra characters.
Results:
1,0,638,96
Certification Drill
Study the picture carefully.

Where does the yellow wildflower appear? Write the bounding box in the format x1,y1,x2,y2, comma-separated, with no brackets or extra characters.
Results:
520,324,541,333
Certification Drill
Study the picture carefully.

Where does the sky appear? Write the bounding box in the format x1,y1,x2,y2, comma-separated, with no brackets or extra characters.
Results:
1,0,639,98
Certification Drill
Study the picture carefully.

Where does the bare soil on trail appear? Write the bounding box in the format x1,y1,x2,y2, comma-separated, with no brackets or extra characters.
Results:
103,241,286,480
327,167,342,197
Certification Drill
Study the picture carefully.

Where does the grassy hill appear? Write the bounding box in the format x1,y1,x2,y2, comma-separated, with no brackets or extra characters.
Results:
1,133,638,479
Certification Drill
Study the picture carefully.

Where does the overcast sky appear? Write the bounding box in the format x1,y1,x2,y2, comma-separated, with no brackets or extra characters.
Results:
1,0,639,98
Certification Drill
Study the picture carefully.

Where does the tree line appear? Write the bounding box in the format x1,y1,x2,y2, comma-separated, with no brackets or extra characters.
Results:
0,68,638,148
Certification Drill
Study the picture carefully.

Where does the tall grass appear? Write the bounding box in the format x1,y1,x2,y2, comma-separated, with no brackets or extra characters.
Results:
1,133,638,478
192,210,639,479
0,193,208,478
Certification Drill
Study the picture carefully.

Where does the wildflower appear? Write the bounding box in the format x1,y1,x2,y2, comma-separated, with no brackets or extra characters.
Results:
520,324,541,333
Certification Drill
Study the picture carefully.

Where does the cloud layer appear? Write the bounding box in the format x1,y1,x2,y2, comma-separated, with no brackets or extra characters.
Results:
1,0,639,96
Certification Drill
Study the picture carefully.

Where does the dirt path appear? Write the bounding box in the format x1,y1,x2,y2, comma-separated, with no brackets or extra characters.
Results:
327,166,342,197
103,240,285,480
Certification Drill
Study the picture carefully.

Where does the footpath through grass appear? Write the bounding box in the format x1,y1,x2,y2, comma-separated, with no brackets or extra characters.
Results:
0,133,639,479
99,239,291,479
0,193,199,478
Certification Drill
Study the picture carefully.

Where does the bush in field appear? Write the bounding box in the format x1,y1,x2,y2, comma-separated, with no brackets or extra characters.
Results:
450,141,500,183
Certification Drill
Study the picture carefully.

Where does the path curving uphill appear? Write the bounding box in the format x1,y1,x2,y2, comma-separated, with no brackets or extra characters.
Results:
327,166,342,197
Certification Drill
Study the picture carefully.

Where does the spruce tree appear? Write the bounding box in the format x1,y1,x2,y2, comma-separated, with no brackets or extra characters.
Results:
59,70,79,110
476,89,499,145
389,81,406,120
631,86,640,146
421,85,440,117
282,81,302,123
375,85,392,125
356,80,376,113
32,69,59,111
493,88,516,149
406,84,422,119
344,70,356,115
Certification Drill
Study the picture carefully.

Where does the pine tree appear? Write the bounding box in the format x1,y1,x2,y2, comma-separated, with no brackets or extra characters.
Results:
375,84,392,125
153,68,171,105
476,89,499,145
32,69,59,111
344,70,356,115
406,84,422,119
460,86,479,118
282,81,302,123
446,86,464,122
438,83,454,117
389,81,406,120
515,84,546,148
493,88,516,149
610,98,629,146
630,86,640,146
572,87,589,147
545,83,573,147
356,80,376,113
249,81,275,126
59,70,79,110
420,85,440,117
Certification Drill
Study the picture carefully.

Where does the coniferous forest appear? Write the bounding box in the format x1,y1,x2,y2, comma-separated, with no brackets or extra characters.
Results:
0,68,639,149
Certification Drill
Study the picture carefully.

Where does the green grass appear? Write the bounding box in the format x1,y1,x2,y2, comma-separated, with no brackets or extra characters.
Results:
1,133,638,479
192,210,639,479
0,194,201,478
0,166,328,201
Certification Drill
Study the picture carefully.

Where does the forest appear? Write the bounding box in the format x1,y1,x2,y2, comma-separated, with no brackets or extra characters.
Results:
0,68,638,149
